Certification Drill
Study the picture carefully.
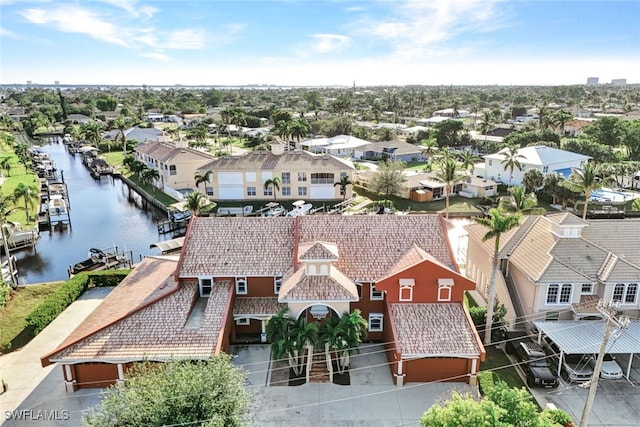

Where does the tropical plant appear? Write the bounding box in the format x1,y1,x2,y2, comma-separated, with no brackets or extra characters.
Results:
0,194,18,285
419,138,439,167
289,118,310,144
433,157,467,219
521,168,544,193
333,175,353,201
112,116,129,154
184,191,208,216
12,183,39,222
500,145,525,188
473,208,522,345
560,162,603,220
370,160,406,201
499,185,538,214
266,309,318,377
457,148,479,171
0,157,11,177
264,176,281,202
194,169,213,191
140,167,159,188
80,121,104,148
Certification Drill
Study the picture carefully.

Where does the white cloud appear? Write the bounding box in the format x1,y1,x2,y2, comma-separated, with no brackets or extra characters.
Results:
140,51,171,61
100,0,158,18
19,5,129,47
295,34,351,58
0,25,21,39
165,29,205,50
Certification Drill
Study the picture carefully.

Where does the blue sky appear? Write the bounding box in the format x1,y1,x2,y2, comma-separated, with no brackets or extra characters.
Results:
1,0,639,86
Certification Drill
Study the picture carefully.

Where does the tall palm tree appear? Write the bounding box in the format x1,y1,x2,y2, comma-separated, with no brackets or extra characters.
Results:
419,138,439,167
0,194,18,285
12,183,39,223
560,162,603,220
112,116,129,154
473,208,522,345
185,191,207,217
289,118,310,144
264,176,281,202
0,157,11,177
333,175,353,201
80,121,104,148
500,145,525,188
333,310,367,374
290,317,319,377
457,148,479,171
141,167,160,188
433,157,466,219
194,170,213,191
499,185,538,214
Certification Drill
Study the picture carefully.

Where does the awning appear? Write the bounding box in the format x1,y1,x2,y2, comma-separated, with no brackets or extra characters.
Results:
150,237,185,254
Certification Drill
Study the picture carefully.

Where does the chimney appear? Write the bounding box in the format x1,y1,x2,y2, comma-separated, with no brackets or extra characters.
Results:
270,142,285,155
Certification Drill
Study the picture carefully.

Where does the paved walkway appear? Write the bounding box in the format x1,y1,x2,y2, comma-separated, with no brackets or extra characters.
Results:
0,287,113,426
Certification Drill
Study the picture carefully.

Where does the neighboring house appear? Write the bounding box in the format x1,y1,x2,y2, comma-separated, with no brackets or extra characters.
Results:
434,108,470,118
474,145,591,185
465,214,640,329
298,135,371,157
103,126,164,144
196,144,355,200
42,215,484,390
67,114,91,124
354,140,424,162
134,137,216,196
459,176,498,198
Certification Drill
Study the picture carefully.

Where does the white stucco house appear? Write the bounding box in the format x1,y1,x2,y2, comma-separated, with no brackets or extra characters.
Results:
473,145,591,186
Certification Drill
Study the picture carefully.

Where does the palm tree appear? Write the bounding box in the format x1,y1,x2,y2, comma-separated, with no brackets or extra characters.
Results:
0,157,11,177
473,208,522,345
333,175,353,201
499,185,538,214
264,176,281,202
290,317,319,377
140,167,160,188
194,170,213,191
500,145,525,188
333,310,367,374
80,121,104,149
0,194,18,285
185,191,207,217
433,157,466,219
457,148,479,171
12,183,38,223
560,162,603,220
289,118,310,144
112,116,129,154
419,138,439,168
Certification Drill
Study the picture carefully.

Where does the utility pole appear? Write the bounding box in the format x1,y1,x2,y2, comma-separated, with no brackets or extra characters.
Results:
579,300,630,427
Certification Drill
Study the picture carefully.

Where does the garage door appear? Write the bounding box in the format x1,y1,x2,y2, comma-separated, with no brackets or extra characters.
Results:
218,172,244,200
310,185,335,199
74,363,118,389
405,358,469,383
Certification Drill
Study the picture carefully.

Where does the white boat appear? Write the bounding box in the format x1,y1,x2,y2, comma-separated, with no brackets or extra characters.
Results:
0,221,39,251
287,200,313,217
48,194,69,220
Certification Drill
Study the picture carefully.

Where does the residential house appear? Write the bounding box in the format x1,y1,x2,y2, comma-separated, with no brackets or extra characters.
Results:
474,145,591,185
67,114,91,124
134,136,216,197
354,140,424,162
434,108,470,118
465,214,640,329
103,126,164,145
195,144,355,201
298,135,371,157
42,215,484,390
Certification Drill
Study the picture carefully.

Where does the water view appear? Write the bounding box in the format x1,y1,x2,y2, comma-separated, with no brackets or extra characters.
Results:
14,143,169,284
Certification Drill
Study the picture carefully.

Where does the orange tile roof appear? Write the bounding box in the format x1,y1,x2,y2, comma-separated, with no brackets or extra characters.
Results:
298,241,339,261
390,303,483,357
233,297,285,316
278,266,359,302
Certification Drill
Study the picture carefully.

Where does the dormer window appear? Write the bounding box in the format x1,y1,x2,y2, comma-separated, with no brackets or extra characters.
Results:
235,277,247,295
438,278,454,302
199,278,213,297
274,275,283,294
399,278,414,302
370,284,384,301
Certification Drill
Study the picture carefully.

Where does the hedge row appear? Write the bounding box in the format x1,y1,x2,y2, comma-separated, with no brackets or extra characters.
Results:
25,269,131,334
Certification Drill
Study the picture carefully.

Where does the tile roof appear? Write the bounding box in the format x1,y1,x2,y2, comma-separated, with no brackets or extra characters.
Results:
197,150,354,173
278,266,359,302
298,241,339,261
42,256,179,365
233,297,285,316
48,281,232,363
178,215,456,282
390,303,483,357
135,140,215,163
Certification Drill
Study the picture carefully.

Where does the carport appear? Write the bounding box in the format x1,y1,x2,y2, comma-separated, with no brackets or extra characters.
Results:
533,320,640,380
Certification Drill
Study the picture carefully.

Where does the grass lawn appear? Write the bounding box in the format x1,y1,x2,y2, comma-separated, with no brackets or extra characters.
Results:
101,151,126,171
480,346,525,389
0,136,41,226
0,282,65,353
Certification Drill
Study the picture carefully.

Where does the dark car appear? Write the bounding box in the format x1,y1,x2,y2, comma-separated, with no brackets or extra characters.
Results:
515,341,559,388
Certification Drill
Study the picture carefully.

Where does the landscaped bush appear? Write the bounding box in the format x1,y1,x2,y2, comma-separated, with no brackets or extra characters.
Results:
25,274,90,334
0,286,10,310
87,269,131,287
477,371,496,396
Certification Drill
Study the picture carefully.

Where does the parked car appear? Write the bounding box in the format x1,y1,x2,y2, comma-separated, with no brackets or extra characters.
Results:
542,337,593,383
505,330,530,354
589,354,624,380
515,341,559,388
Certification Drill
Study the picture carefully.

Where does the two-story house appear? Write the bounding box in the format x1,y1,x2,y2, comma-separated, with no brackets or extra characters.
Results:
473,145,591,186
465,213,640,328
196,144,356,201
42,215,484,391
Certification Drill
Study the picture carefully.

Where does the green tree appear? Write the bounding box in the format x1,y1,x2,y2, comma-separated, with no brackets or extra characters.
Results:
560,162,603,220
553,109,573,135
419,138,439,167
622,119,640,161
12,183,39,223
500,145,525,188
457,148,479,171
500,185,538,214
140,167,159,188
266,309,318,378
433,158,466,219
194,170,213,191
420,392,507,427
521,168,544,193
370,160,406,201
112,116,129,154
289,118,310,144
0,194,19,285
82,356,253,427
264,176,281,201
185,191,210,217
0,157,12,177
96,95,118,112
434,119,464,147
473,208,522,345
80,121,104,148
333,175,353,201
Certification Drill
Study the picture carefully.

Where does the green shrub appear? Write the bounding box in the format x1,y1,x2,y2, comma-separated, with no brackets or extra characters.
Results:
87,269,131,287
25,274,90,334
477,371,496,396
0,286,10,310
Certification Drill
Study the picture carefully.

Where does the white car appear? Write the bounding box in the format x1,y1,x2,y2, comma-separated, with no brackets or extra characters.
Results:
589,354,623,380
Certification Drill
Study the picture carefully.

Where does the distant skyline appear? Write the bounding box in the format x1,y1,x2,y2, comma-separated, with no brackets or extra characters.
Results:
1,0,639,87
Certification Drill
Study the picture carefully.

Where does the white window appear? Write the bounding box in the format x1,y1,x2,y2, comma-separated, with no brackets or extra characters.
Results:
546,284,572,305
368,313,383,332
264,187,273,197
298,186,307,196
274,275,283,294
199,278,213,297
399,278,414,302
298,172,307,182
438,278,454,302
613,283,638,304
543,166,549,173
235,318,250,325
235,277,247,295
169,165,177,176
282,186,291,196
247,187,256,196
581,283,593,295
282,172,291,184
205,186,214,196
370,284,384,301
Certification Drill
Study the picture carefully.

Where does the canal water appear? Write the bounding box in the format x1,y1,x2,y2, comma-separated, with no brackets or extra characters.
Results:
14,142,169,284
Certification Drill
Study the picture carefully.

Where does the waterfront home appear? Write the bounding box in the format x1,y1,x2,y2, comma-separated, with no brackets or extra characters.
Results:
42,215,484,390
